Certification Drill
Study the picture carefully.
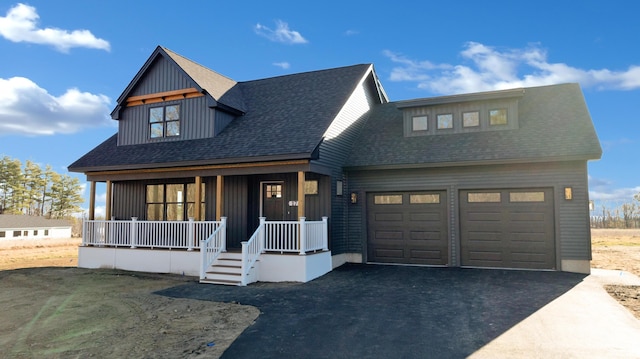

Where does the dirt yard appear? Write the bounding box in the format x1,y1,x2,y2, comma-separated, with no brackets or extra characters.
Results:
1,230,639,358
590,228,640,320
0,238,259,358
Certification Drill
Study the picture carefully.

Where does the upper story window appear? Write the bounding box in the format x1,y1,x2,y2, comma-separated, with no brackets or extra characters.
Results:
489,108,508,126
150,105,180,138
462,111,480,127
412,115,428,131
402,97,519,137
437,114,453,129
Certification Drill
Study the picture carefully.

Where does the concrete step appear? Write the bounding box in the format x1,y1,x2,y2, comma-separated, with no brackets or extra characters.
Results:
199,277,242,286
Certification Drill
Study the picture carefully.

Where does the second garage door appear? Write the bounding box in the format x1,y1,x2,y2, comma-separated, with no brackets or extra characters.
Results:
459,188,556,270
367,191,448,265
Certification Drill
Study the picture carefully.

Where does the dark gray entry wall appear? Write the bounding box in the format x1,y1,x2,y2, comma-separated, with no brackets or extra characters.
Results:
344,160,592,269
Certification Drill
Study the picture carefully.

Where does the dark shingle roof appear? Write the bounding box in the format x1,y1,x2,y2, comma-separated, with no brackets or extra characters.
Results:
0,215,71,229
69,63,373,171
345,83,602,168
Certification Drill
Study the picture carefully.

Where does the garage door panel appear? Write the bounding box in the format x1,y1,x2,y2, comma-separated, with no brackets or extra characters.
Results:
466,211,502,221
368,191,448,265
374,248,405,260
373,230,403,240
465,231,502,242
410,230,444,241
374,213,403,222
410,212,442,222
467,250,503,262
460,188,555,270
509,212,547,222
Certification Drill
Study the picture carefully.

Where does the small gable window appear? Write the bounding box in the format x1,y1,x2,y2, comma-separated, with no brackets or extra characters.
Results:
462,111,480,127
150,105,180,138
412,115,428,131
437,113,453,129
489,108,507,126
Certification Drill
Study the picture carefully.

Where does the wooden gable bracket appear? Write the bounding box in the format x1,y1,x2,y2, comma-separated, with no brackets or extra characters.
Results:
125,87,204,107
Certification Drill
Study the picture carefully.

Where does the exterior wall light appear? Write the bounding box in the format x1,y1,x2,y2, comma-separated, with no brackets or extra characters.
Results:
351,192,358,204
564,187,573,200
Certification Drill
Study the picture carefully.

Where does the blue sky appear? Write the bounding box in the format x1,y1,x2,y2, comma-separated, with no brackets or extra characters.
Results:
1,1,639,217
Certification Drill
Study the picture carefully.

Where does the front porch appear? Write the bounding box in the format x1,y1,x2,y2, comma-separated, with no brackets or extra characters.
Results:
79,217,331,285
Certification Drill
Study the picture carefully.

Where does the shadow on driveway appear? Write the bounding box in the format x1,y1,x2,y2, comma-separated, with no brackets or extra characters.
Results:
157,264,585,358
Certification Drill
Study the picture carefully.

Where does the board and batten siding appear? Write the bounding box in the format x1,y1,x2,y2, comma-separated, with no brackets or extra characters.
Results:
117,55,237,146
117,96,219,146
313,70,383,254
130,56,192,96
345,161,592,266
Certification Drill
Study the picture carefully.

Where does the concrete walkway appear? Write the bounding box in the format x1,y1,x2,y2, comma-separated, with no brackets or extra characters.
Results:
159,265,640,358
470,269,640,358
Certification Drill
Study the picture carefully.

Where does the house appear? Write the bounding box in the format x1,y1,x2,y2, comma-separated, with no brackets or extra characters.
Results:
0,214,72,239
69,46,602,285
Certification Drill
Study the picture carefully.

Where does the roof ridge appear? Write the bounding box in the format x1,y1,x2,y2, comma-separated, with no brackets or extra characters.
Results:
240,63,372,84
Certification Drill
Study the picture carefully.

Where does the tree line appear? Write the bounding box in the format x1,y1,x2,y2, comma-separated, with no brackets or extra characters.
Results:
0,156,84,219
591,193,640,229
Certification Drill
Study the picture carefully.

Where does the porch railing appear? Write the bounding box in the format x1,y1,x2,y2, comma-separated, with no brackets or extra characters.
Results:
200,217,227,280
263,216,329,254
82,218,224,250
241,217,266,286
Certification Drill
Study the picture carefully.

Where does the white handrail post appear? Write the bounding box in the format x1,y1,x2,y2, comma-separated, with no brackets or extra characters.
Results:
241,241,248,286
187,217,194,251
130,217,137,248
299,217,306,255
200,238,206,280
82,219,87,246
105,217,116,245
322,216,329,251
259,217,266,253
221,217,227,252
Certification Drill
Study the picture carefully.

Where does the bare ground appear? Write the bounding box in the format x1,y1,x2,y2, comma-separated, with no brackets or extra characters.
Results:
0,238,259,358
0,230,639,358
590,228,640,320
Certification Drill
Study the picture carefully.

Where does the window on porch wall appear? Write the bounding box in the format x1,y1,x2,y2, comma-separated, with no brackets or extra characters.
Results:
146,183,205,221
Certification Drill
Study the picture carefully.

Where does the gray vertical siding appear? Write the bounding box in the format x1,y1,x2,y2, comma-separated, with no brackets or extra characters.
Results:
130,57,192,96
345,161,592,264
117,56,234,146
223,175,249,248
112,181,146,219
312,70,383,253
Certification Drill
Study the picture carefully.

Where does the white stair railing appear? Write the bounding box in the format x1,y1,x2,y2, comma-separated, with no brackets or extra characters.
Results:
241,217,265,286
199,217,227,280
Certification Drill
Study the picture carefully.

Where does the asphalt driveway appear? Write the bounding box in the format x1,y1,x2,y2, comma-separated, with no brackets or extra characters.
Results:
158,264,640,358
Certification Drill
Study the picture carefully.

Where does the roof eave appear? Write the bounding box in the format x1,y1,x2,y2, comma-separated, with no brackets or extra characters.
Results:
344,153,602,172
69,152,316,174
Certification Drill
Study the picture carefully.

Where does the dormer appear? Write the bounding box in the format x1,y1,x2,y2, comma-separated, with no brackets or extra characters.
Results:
397,88,524,137
110,46,245,146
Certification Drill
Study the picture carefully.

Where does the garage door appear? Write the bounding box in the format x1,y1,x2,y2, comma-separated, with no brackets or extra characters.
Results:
459,188,555,269
367,191,448,265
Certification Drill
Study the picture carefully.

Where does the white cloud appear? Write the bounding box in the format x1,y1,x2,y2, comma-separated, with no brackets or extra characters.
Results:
385,42,640,94
589,175,640,203
0,3,110,52
0,76,112,136
273,61,290,69
254,20,308,44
